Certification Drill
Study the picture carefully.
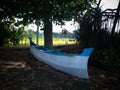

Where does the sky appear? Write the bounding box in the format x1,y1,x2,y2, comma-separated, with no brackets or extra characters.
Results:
28,0,119,33
99,0,119,10
28,20,79,33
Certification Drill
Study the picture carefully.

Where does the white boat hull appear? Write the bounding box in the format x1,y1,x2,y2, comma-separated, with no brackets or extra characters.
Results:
30,46,94,79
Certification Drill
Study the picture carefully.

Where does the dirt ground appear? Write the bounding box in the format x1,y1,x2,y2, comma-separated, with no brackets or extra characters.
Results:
0,47,119,90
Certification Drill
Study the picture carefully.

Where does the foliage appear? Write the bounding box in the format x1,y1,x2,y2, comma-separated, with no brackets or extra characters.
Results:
9,26,25,45
0,21,25,46
0,0,96,48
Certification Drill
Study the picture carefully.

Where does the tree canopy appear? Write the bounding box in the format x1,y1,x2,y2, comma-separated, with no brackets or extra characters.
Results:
0,0,95,23
0,0,96,48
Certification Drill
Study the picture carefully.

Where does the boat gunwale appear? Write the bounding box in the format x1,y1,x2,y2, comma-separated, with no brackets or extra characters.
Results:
31,45,94,56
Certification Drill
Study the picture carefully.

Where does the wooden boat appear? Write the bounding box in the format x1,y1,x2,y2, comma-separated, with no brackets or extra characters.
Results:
29,38,94,79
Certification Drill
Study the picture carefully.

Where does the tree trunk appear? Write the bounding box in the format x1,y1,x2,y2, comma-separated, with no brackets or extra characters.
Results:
0,39,4,46
36,24,39,45
44,19,53,49
35,20,41,45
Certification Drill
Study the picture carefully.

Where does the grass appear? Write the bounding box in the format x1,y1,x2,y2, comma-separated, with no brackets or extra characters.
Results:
19,37,76,46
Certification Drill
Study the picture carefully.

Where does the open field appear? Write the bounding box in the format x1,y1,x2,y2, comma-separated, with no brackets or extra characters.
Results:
20,38,76,46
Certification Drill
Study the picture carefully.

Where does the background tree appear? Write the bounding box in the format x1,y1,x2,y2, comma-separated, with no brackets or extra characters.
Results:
28,29,36,38
62,29,68,35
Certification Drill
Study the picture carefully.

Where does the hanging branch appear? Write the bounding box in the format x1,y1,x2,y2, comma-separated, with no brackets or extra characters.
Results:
97,0,102,9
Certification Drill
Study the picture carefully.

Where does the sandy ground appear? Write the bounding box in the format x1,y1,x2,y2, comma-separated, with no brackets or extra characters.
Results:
0,47,119,90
